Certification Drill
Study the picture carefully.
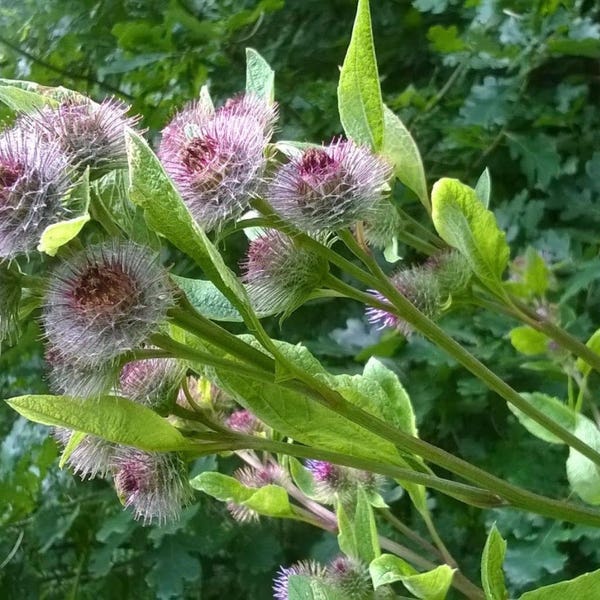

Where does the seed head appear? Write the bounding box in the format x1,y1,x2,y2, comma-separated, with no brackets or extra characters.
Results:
43,241,175,367
273,560,327,600
159,93,277,231
119,357,185,414
53,427,115,480
0,129,73,258
113,449,193,525
267,139,391,232
241,230,328,316
22,98,138,176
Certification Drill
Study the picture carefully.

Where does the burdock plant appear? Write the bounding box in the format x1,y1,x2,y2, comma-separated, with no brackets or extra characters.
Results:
5,2,600,599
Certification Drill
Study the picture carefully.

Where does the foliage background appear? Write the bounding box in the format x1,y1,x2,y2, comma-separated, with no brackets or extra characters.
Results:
1,0,600,597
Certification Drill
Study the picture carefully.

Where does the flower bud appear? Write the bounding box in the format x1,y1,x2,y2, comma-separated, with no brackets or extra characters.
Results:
267,139,391,232
159,93,276,231
326,556,372,600
53,427,114,480
43,241,175,367
273,560,327,600
0,129,73,258
241,230,328,316
226,409,262,434
424,249,472,297
112,448,193,525
22,98,138,176
119,357,185,414
362,199,404,250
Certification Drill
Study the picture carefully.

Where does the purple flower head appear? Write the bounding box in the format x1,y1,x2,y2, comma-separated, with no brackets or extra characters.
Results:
159,93,277,231
267,139,391,232
0,129,73,258
241,230,328,315
45,343,120,398
273,560,327,600
366,266,441,336
119,357,185,414
43,241,175,367
53,427,115,480
226,409,262,434
22,97,138,176
326,556,371,598
113,449,193,525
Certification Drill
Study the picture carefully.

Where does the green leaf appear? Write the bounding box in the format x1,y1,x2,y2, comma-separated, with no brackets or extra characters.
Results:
0,81,56,112
508,392,577,445
431,178,509,295
369,554,454,599
382,104,429,211
6,394,192,452
38,215,90,256
509,326,550,356
288,456,317,498
481,525,509,600
190,472,296,518
519,568,600,599
507,134,561,189
567,418,600,504
337,0,384,150
125,129,262,332
245,48,275,103
576,329,600,377
337,487,380,563
427,24,465,53
288,575,346,600
475,167,491,208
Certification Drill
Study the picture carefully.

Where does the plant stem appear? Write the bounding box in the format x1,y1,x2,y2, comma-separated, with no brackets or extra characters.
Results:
380,509,443,561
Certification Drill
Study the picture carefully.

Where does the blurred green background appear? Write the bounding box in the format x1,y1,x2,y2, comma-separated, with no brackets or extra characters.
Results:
1,0,600,598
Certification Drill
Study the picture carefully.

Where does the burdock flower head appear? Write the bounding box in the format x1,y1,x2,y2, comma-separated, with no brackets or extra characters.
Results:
53,428,115,480
159,93,277,231
113,449,193,525
273,560,327,600
0,129,73,258
267,139,391,232
362,198,404,250
119,357,185,414
305,460,381,505
326,556,372,599
226,409,262,434
241,230,328,316
43,241,175,367
22,97,137,176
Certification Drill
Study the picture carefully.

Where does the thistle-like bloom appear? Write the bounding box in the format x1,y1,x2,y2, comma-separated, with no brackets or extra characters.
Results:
159,94,277,231
43,241,175,367
267,139,391,232
113,449,193,525
305,460,381,504
326,556,372,599
226,409,262,434
273,560,327,600
227,463,284,523
119,357,185,414
241,230,328,315
22,98,137,176
366,250,471,335
0,129,73,258
53,427,115,479
362,198,404,250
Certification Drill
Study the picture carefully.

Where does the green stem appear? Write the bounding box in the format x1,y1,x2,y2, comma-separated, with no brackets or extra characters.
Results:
380,509,443,561
421,510,457,568
336,229,600,470
396,229,440,255
395,207,446,249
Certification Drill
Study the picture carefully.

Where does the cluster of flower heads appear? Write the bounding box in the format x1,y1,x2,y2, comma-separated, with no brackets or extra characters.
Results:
367,250,473,335
241,229,328,316
159,94,277,231
273,556,372,600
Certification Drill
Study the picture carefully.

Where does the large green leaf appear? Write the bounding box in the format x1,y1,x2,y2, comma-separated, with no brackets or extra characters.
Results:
0,82,55,112
382,104,429,211
519,568,600,599
431,178,509,295
508,393,577,445
337,0,384,150
481,525,508,600
245,48,275,103
288,576,346,600
125,129,262,333
369,554,454,599
6,394,192,451
190,472,295,518
567,418,600,505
